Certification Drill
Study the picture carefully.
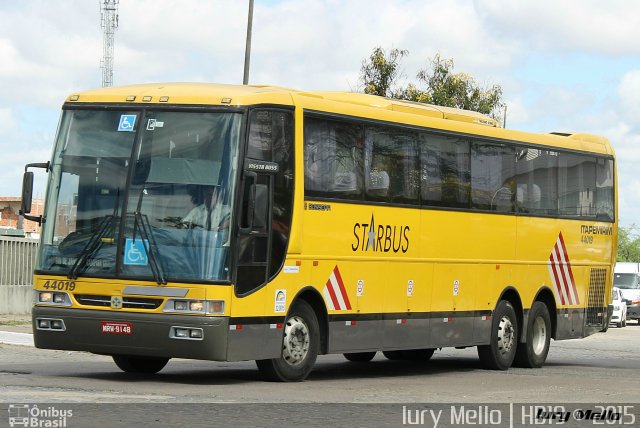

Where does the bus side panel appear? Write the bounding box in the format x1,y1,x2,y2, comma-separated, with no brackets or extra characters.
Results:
227,285,283,361
381,260,428,350
314,259,381,353
429,264,475,347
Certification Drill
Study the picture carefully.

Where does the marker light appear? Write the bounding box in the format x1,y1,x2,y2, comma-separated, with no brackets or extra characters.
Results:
142,96,152,102
126,95,136,102
159,96,169,102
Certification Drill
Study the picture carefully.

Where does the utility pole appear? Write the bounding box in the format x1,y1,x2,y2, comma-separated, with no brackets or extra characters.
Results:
243,0,254,85
100,0,119,88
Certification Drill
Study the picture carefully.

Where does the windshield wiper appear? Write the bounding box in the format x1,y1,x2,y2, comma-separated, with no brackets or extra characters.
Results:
133,212,167,285
67,215,114,279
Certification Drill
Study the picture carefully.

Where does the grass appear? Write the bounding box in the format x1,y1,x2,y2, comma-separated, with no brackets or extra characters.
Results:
0,320,31,326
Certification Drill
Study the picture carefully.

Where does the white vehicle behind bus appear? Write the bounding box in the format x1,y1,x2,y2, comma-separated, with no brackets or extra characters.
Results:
614,263,640,325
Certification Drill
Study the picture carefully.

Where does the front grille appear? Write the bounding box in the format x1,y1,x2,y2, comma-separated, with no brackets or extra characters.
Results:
586,268,607,327
74,294,163,310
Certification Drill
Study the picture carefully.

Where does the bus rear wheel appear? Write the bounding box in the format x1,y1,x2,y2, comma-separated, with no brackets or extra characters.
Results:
344,352,376,362
514,301,551,368
112,355,169,374
478,300,518,370
256,300,320,382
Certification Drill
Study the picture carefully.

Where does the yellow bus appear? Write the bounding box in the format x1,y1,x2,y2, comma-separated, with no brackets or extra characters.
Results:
21,83,616,381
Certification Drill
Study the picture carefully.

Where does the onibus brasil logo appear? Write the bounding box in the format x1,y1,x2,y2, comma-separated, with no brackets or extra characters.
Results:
8,404,73,427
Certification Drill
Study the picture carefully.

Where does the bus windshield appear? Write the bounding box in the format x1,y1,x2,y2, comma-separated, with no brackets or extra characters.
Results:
38,109,242,282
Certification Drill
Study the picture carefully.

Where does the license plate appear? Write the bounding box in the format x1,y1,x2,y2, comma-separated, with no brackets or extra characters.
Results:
101,321,133,335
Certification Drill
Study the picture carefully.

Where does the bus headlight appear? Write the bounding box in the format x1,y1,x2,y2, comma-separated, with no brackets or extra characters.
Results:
163,299,225,315
35,291,72,307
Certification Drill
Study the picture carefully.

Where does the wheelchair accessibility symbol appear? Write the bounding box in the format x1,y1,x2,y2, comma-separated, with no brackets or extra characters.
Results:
124,238,149,266
118,114,136,132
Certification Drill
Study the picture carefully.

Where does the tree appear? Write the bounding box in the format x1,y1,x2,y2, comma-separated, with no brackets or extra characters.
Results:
360,47,408,98
617,225,640,262
359,47,505,122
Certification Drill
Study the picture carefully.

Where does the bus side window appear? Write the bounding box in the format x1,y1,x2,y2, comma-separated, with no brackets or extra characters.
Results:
303,117,364,199
420,134,470,209
515,148,558,215
364,125,418,204
558,152,596,218
595,158,614,221
470,142,515,212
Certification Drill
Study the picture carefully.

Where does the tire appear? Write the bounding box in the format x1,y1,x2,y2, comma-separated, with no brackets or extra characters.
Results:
478,300,518,370
112,355,169,374
400,349,435,361
256,300,320,382
382,350,404,360
343,352,376,362
514,302,551,368
382,349,434,361
617,322,622,328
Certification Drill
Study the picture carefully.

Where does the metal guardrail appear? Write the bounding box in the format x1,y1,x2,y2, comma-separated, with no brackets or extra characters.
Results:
0,236,38,286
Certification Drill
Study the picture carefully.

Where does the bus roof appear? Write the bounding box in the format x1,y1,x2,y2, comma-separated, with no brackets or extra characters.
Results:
66,82,613,156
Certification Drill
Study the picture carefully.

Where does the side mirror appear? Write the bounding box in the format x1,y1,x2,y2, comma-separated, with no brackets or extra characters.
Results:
19,161,49,224
21,171,34,215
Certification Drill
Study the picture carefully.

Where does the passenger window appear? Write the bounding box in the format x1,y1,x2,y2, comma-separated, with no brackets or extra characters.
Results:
558,153,596,218
364,126,419,204
420,134,470,208
515,148,558,215
471,143,515,212
595,158,614,221
304,118,364,199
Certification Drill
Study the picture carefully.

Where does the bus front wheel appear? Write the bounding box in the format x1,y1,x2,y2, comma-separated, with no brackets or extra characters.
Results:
112,355,169,374
256,300,320,382
514,301,551,368
478,300,518,370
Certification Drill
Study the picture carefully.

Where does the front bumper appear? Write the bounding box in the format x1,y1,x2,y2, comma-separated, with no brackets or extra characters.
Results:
627,304,640,320
32,307,229,360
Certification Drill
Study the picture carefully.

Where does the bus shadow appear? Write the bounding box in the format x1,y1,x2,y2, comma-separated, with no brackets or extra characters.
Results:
309,355,481,381
74,354,485,385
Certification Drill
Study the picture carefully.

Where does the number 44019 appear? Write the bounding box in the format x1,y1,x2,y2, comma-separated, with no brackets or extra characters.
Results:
42,280,76,291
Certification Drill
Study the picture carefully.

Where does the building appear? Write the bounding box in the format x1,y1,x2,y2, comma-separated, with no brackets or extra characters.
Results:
0,197,44,238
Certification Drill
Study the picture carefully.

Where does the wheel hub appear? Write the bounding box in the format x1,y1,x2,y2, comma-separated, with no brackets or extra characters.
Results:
282,315,310,366
497,315,515,356
531,315,547,355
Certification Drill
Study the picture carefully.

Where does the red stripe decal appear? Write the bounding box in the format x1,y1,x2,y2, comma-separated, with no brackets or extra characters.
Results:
549,253,566,305
325,276,341,310
333,266,352,310
558,233,579,304
553,245,573,305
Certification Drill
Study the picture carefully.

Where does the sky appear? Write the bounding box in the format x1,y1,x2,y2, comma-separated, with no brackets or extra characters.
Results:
1,0,639,225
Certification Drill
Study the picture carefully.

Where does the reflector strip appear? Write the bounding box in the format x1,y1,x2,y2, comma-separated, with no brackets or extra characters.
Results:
322,265,352,311
548,232,580,306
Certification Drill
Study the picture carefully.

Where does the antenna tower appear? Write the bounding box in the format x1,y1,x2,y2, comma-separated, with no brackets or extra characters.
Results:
100,0,119,87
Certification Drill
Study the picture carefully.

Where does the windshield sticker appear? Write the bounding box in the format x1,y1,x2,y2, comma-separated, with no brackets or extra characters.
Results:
124,238,149,266
118,115,136,132
146,119,165,131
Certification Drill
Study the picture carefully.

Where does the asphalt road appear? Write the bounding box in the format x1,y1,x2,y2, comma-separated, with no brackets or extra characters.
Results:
1,321,639,427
